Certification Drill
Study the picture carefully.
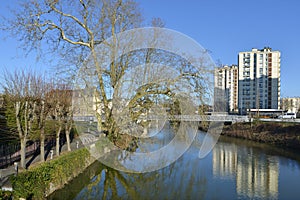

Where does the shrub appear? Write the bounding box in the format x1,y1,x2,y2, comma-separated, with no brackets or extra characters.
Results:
0,189,13,200
11,148,91,199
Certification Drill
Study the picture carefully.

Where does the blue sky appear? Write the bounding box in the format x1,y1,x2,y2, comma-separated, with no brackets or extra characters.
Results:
1,0,300,97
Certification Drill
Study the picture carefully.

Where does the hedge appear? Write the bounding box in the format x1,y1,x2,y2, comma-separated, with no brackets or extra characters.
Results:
10,148,92,199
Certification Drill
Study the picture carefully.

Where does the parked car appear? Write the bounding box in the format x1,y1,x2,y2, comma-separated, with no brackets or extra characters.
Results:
278,113,297,119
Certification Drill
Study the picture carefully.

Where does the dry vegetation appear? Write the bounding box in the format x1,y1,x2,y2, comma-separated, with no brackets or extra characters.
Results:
222,122,300,150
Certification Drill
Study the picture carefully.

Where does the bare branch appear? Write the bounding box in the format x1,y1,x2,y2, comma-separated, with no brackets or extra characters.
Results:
49,22,90,47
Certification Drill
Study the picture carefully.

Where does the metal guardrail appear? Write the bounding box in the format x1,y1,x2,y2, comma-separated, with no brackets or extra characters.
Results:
258,118,300,123
140,115,249,122
0,142,40,169
73,114,250,122
73,116,97,122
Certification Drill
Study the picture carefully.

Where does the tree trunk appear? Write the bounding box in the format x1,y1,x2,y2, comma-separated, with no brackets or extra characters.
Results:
40,128,45,162
20,137,26,169
16,102,27,169
65,123,71,151
56,125,62,156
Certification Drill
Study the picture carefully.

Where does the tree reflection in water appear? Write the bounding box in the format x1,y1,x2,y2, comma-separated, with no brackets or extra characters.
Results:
73,157,206,199
49,132,300,200
49,145,207,200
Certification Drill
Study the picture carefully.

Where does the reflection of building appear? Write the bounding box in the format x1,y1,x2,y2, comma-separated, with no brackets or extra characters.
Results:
236,151,279,199
213,144,279,199
214,65,238,113
238,47,281,114
212,143,237,178
281,97,300,113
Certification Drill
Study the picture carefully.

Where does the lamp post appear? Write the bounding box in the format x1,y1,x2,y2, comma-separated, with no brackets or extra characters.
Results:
14,162,18,175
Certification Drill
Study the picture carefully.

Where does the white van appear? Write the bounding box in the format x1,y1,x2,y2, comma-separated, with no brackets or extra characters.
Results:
278,113,297,119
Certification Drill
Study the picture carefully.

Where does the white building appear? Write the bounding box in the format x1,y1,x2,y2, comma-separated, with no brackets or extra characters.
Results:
238,47,281,114
214,65,238,113
281,97,300,113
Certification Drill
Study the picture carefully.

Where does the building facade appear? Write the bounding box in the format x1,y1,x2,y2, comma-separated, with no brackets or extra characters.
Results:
281,97,300,113
214,65,238,113
238,47,281,114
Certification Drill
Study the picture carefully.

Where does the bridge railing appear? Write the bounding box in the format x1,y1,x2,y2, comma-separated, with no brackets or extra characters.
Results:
73,114,250,123
140,115,249,122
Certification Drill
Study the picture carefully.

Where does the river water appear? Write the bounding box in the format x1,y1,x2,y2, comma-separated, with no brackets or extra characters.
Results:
49,130,300,200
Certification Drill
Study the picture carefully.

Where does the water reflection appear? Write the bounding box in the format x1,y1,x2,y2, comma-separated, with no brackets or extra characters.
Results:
213,142,279,199
71,154,207,200
212,143,237,179
49,132,300,200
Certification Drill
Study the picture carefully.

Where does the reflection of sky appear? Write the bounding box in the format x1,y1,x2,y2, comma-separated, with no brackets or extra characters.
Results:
136,124,175,152
101,122,197,173
54,131,300,200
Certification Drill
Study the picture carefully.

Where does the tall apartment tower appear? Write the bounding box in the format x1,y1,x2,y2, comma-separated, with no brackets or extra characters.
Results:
214,65,238,113
238,47,281,114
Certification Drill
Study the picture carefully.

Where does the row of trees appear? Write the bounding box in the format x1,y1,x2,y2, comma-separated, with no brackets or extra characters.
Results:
2,70,73,169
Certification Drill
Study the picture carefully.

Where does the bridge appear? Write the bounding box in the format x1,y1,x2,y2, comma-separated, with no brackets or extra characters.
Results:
74,114,249,123
140,114,249,123
73,114,300,123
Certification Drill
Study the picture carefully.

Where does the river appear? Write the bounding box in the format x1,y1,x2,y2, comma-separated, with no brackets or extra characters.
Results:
49,130,300,200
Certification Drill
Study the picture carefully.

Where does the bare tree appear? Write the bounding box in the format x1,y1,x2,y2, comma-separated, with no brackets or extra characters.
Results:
63,91,73,152
48,82,73,154
4,0,213,151
47,88,63,156
3,0,142,145
32,75,52,162
2,70,37,168
2,0,142,80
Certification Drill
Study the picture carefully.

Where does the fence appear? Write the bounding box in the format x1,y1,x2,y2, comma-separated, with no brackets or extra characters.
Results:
0,141,40,169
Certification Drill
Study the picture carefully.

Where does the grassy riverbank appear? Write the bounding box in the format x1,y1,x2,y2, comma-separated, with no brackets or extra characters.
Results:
222,121,300,150
9,148,95,200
